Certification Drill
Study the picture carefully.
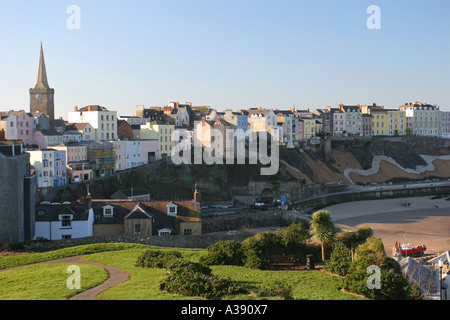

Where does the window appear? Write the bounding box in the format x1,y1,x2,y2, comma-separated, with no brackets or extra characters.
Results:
62,235,72,240
60,215,72,228
183,229,192,235
134,224,141,234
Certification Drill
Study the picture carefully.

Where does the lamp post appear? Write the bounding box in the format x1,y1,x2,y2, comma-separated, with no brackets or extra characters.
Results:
438,260,443,300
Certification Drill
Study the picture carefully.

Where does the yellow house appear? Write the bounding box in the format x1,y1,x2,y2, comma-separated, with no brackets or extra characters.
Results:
361,104,388,136
386,109,406,136
302,118,316,139
140,121,175,159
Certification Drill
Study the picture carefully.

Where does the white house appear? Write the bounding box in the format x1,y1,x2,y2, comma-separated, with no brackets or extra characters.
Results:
68,105,117,141
34,201,94,240
112,140,144,171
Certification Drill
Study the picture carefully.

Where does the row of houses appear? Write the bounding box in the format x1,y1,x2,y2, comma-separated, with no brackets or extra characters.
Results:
1,100,448,187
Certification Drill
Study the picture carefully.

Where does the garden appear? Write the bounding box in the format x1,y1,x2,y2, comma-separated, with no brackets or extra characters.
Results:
0,210,422,300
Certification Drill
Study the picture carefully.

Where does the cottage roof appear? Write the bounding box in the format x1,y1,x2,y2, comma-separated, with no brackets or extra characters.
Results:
91,200,201,231
35,203,90,221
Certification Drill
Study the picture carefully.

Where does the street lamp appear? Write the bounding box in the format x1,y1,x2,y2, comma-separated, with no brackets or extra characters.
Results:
438,260,443,300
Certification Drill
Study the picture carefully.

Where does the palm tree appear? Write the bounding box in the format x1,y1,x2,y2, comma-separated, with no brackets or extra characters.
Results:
310,210,337,262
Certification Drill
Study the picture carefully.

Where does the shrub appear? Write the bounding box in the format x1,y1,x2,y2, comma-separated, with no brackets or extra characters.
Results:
134,250,182,269
356,226,374,244
257,281,293,300
342,237,414,300
136,250,246,299
135,250,212,275
241,232,284,269
324,241,352,277
160,268,247,300
199,241,244,266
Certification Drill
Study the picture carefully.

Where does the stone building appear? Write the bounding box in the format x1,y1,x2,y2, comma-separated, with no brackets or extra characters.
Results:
29,43,55,120
0,140,36,243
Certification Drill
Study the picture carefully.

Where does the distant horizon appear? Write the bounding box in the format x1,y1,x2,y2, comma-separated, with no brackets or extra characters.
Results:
0,0,449,118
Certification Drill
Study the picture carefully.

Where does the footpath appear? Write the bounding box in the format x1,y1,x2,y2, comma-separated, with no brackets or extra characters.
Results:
0,255,130,300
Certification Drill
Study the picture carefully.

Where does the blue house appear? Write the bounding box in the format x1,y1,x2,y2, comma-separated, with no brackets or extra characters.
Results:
53,149,67,187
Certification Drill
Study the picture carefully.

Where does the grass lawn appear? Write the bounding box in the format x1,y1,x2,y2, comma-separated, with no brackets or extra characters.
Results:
0,263,108,300
0,243,366,300
81,246,366,300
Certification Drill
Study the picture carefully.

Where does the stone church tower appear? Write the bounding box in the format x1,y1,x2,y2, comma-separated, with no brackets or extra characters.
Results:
30,43,55,120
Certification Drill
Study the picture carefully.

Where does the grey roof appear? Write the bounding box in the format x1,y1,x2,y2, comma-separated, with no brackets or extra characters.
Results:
35,203,90,221
111,188,149,199
428,251,450,265
399,257,441,296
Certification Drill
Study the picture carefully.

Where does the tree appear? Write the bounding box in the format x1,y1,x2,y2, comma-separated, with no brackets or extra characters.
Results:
324,241,352,276
310,210,337,262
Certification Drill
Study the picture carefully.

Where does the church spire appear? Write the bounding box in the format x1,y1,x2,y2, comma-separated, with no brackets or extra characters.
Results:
35,41,49,89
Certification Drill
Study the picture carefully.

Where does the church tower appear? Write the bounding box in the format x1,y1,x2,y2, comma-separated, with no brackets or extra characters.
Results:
30,42,55,120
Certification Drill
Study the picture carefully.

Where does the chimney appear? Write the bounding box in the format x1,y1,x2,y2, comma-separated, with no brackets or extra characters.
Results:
88,105,92,111
74,106,78,112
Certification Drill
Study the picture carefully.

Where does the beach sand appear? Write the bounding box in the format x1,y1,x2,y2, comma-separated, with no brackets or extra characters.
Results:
323,196,450,255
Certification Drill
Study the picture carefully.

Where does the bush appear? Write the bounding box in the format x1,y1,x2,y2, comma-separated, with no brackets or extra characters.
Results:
160,268,247,300
241,232,284,269
199,241,244,266
134,250,182,268
135,250,246,300
356,226,374,244
135,250,212,275
257,281,293,300
324,241,352,277
342,237,414,300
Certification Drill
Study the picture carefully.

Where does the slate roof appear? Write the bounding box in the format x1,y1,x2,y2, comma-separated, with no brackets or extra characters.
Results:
428,251,450,265
399,257,440,296
111,188,149,199
35,203,91,221
91,200,201,232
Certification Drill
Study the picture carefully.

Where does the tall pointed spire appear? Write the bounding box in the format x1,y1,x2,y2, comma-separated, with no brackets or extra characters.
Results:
35,41,49,89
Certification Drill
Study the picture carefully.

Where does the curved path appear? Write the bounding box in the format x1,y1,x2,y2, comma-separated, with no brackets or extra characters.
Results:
0,255,130,300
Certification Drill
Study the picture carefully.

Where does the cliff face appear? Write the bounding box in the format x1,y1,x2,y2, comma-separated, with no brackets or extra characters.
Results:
280,137,450,186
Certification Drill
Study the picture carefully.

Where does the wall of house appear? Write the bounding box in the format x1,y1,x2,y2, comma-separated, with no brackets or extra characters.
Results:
0,151,35,243
179,221,202,235
124,218,153,236
34,210,93,240
93,223,124,236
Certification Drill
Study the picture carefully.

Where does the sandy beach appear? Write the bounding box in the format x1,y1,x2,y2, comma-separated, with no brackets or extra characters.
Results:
323,196,450,255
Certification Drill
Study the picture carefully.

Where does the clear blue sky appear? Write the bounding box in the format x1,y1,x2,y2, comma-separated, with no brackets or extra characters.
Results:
0,0,449,119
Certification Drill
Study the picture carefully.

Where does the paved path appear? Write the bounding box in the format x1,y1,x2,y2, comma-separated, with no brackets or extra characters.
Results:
344,154,450,184
0,255,130,300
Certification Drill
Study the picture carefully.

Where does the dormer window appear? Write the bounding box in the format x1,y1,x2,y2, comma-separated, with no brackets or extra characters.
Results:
59,214,72,228
166,203,177,216
103,205,114,217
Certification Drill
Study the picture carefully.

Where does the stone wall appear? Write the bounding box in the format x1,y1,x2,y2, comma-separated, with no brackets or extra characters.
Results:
294,183,450,212
22,233,252,251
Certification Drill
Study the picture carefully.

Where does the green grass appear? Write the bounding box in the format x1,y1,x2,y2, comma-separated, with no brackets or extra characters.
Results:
81,246,366,300
0,243,150,269
0,263,108,300
0,244,367,300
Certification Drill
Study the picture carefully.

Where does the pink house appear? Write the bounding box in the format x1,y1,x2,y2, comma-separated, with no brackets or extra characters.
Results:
16,112,35,146
140,139,159,164
33,128,64,149
0,110,34,146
